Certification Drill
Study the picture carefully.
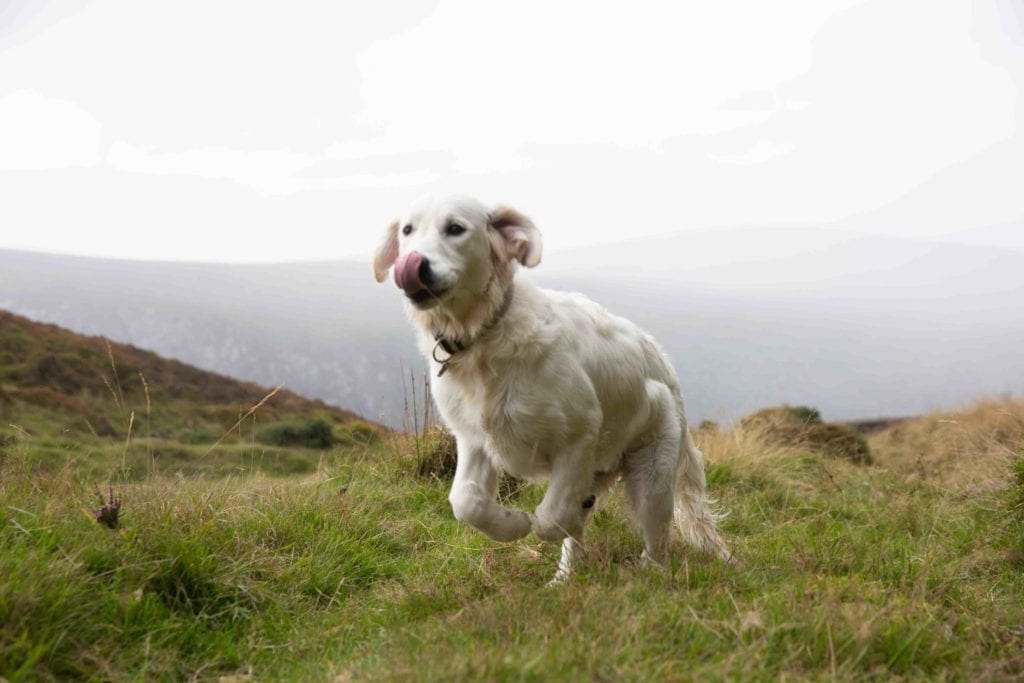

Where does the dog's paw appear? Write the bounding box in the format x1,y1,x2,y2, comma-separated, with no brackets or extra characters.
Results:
531,509,580,543
546,571,571,588
489,509,533,542
639,550,669,571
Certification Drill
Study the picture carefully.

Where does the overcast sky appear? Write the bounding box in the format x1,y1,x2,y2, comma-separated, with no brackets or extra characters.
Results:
0,0,1021,262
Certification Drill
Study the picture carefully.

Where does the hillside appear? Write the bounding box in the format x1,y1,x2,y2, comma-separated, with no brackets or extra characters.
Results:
1,393,1021,680
0,309,372,450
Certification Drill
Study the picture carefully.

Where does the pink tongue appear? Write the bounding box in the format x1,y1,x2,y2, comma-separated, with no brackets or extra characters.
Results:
393,251,425,293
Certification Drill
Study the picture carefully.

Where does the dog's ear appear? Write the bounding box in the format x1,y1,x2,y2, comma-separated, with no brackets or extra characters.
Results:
489,206,542,268
373,220,400,283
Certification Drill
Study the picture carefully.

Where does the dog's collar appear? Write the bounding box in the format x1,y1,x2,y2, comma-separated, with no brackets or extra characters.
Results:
432,283,515,378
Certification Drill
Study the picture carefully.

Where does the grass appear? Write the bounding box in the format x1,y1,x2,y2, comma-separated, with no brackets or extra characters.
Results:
0,310,366,445
2,396,1023,681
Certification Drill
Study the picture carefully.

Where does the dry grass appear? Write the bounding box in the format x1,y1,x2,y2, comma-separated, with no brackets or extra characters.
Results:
699,417,849,500
868,394,1024,490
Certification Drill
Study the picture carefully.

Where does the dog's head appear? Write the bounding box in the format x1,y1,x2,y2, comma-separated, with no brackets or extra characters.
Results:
373,195,542,315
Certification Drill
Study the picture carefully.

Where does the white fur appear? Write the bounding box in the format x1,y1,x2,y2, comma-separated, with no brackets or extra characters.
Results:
374,195,732,582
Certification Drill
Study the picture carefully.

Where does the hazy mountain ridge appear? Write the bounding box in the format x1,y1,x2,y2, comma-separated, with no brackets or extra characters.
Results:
0,251,410,424
2,226,1022,427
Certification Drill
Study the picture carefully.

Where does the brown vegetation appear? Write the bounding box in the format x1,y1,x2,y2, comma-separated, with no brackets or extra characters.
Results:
868,395,1024,490
0,309,374,441
738,404,872,464
0,310,362,420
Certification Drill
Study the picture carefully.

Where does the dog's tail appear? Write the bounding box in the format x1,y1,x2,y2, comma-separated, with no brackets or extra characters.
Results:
674,429,735,564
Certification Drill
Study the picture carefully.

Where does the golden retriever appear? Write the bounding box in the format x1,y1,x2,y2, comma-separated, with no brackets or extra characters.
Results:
374,195,732,582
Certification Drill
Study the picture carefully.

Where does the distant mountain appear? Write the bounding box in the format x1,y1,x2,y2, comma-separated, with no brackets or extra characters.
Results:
937,221,1024,254
0,309,367,439
1,226,1022,427
542,229,1024,421
543,226,1024,302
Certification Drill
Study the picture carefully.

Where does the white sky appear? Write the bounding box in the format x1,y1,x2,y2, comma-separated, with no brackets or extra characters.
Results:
0,0,1021,262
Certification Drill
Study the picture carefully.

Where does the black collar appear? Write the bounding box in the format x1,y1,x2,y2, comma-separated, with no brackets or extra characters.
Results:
432,283,515,377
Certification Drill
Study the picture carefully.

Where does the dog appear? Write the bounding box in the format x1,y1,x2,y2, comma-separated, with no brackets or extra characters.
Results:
373,195,732,582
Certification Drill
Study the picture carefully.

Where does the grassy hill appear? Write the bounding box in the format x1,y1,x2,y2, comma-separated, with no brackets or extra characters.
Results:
0,311,1022,680
0,310,377,478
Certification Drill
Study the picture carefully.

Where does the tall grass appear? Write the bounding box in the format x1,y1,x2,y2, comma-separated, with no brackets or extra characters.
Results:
1,343,1022,680
868,394,1024,489
4,395,1024,679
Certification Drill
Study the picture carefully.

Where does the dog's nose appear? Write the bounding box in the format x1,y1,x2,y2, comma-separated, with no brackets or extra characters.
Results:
418,256,435,288
394,251,437,294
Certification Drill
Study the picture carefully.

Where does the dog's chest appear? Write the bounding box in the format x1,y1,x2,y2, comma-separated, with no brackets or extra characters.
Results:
437,370,556,480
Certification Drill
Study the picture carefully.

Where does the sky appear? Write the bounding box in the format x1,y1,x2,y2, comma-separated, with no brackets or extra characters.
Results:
0,0,1021,263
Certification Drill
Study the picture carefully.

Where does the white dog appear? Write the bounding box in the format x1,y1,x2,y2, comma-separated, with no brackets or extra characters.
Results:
374,195,732,582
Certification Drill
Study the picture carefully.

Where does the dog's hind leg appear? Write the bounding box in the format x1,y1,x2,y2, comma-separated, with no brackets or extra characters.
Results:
623,443,677,567
622,381,680,567
549,536,583,585
674,429,734,563
547,469,619,585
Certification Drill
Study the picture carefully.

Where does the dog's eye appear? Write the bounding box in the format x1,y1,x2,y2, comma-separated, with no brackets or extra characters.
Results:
402,224,413,236
445,223,466,237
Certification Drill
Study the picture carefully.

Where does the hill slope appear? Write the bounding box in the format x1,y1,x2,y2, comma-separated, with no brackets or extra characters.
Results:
1,395,1021,680
0,309,369,444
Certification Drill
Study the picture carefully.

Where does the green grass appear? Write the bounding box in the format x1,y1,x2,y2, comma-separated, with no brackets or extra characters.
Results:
2,419,1022,681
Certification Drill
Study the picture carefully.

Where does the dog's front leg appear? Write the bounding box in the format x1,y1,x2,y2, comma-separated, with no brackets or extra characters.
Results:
448,437,532,542
532,436,598,544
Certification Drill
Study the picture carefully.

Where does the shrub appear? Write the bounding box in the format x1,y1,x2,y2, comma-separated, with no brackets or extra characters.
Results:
84,414,119,438
415,428,457,480
28,354,82,394
697,420,719,433
334,420,382,447
176,426,221,445
413,427,526,499
799,422,872,464
740,405,822,430
257,418,334,449
13,386,89,415
739,404,872,464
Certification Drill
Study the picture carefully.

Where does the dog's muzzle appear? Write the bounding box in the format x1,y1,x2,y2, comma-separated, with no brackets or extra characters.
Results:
394,251,447,307
394,251,426,294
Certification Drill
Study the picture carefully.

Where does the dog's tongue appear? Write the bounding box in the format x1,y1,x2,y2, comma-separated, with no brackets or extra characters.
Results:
393,251,425,294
